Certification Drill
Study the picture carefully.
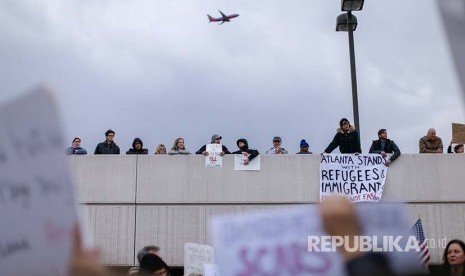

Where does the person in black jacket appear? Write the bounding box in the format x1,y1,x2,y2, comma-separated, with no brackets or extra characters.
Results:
324,118,361,154
232,138,259,165
195,134,230,156
94,129,120,154
126,137,149,154
369,129,401,167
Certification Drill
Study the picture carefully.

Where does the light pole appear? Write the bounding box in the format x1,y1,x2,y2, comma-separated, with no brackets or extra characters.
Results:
336,0,364,135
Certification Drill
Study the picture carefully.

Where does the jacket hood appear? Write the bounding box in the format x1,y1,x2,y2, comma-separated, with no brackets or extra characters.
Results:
236,138,249,150
337,126,356,134
132,137,143,148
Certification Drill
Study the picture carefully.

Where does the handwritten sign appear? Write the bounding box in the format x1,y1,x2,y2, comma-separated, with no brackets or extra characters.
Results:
205,144,223,168
184,242,215,276
0,88,77,275
452,123,465,144
211,204,422,276
234,154,261,171
319,154,388,202
212,205,344,276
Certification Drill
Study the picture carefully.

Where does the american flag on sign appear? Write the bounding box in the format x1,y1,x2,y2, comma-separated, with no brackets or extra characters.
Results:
410,218,430,265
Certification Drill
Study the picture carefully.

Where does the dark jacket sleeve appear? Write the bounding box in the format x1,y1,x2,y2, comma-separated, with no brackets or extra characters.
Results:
195,145,207,154
369,141,380,154
94,144,101,154
324,133,340,153
247,149,259,161
389,141,401,162
115,145,120,154
222,145,231,154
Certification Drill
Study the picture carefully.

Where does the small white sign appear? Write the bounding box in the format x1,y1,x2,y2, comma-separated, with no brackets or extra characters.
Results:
234,154,261,171
184,242,215,276
205,144,223,168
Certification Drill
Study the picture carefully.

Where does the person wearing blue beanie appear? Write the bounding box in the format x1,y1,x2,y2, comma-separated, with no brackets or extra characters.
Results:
297,139,313,154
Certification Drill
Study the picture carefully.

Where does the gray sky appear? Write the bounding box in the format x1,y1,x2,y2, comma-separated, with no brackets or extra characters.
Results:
0,0,463,154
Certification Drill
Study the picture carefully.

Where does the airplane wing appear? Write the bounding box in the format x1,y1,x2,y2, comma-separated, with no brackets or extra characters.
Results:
218,10,227,19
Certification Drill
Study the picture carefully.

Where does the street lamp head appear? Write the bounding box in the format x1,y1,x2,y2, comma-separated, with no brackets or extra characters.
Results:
336,13,357,32
341,0,364,11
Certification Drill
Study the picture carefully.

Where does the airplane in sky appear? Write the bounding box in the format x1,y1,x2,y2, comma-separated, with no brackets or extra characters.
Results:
207,10,239,25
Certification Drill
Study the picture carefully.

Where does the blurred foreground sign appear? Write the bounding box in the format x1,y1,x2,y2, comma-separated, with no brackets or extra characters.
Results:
0,88,77,275
212,204,422,276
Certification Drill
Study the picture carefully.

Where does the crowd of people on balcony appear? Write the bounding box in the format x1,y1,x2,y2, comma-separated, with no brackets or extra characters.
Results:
66,118,464,166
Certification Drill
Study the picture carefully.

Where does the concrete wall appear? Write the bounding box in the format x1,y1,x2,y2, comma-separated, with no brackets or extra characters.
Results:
70,154,465,266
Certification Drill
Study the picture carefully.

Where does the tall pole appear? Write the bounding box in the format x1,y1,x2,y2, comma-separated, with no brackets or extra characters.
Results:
347,11,360,136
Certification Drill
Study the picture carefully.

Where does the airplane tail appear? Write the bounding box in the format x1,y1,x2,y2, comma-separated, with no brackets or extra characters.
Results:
207,15,214,23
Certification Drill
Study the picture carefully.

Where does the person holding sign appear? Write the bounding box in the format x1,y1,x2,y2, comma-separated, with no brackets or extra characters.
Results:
323,118,361,154
448,140,464,153
265,136,288,154
419,128,443,153
94,129,120,154
232,138,259,165
369,129,401,167
66,137,87,155
195,134,230,156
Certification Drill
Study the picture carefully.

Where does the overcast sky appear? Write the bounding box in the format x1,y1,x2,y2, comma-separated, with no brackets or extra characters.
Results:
0,0,463,154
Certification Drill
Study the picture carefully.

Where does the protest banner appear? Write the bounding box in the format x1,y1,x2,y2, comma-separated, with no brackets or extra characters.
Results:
184,242,215,276
211,204,422,276
452,123,465,144
234,154,260,171
205,144,223,168
319,154,388,202
0,88,77,275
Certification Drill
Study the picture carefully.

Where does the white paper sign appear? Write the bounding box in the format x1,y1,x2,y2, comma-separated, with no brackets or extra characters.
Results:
0,88,77,275
184,242,215,276
204,264,218,276
205,144,223,168
319,154,388,202
234,154,261,171
212,204,422,276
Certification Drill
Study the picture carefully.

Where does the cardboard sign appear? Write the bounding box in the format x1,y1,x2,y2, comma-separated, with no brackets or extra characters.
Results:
452,123,465,144
0,88,77,275
211,204,422,276
205,144,223,168
184,242,215,276
234,154,261,171
319,154,388,202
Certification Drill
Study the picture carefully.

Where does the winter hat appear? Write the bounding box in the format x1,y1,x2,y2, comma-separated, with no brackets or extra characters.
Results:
211,134,222,143
132,137,143,148
236,138,248,148
300,139,309,148
339,118,350,127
